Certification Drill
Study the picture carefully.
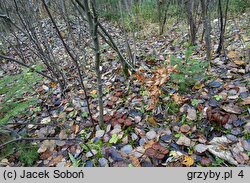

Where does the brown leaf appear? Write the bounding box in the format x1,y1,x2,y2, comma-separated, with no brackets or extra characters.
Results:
155,153,165,160
50,82,57,88
145,148,156,157
180,124,191,133
176,135,191,146
48,155,63,167
241,97,250,105
221,105,242,114
158,147,169,155
221,114,230,125
206,107,212,121
104,115,112,122
38,140,56,153
124,119,133,126
90,90,97,95
144,140,155,149
152,143,162,150
147,116,157,127
59,130,67,139
130,156,141,167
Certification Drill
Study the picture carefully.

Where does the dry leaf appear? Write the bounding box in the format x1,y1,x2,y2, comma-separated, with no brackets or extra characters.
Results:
147,116,157,127
144,140,155,149
38,140,56,153
234,60,246,66
207,136,238,165
90,90,97,95
130,156,141,167
241,97,250,105
176,135,191,146
48,155,63,167
182,156,194,167
59,130,67,139
228,51,237,59
221,105,241,114
50,82,57,88
172,93,183,104
74,124,79,134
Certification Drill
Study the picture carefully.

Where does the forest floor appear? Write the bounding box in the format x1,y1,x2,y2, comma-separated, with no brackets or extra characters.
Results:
0,12,249,167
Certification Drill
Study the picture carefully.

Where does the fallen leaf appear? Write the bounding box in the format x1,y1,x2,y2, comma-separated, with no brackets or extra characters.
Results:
221,105,242,114
41,117,51,124
145,148,156,157
187,108,197,121
234,60,246,66
182,156,194,167
207,136,238,165
48,155,63,166
50,82,57,88
38,140,56,153
228,51,237,59
147,116,157,127
176,135,191,146
180,124,191,133
194,144,208,153
59,130,67,139
130,156,141,167
241,97,250,105
90,90,97,95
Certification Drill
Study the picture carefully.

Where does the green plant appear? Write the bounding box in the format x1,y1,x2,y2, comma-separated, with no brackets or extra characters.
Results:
19,143,39,166
214,95,223,101
169,48,209,94
68,153,81,167
109,134,120,144
212,157,225,167
81,139,104,159
166,101,179,115
229,0,250,13
174,133,183,138
191,99,199,107
0,67,42,124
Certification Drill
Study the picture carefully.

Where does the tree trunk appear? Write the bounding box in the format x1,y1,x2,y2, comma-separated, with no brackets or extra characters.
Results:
184,0,197,45
201,0,211,61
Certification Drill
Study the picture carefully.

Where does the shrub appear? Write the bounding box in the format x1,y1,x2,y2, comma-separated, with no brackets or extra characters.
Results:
168,47,209,94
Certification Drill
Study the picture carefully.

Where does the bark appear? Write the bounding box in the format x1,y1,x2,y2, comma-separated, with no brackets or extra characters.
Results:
216,0,229,55
82,0,104,128
201,0,211,61
184,0,197,45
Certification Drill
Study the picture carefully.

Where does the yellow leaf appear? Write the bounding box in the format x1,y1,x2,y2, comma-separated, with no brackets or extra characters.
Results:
193,83,204,90
172,93,183,104
50,82,57,88
182,156,194,167
90,90,97,95
228,51,237,59
130,156,141,167
234,60,246,66
75,124,79,134
146,116,157,127
144,140,155,150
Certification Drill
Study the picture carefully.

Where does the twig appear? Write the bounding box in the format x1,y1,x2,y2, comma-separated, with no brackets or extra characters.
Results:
41,0,94,127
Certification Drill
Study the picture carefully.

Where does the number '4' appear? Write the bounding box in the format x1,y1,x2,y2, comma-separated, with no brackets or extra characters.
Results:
238,170,244,178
